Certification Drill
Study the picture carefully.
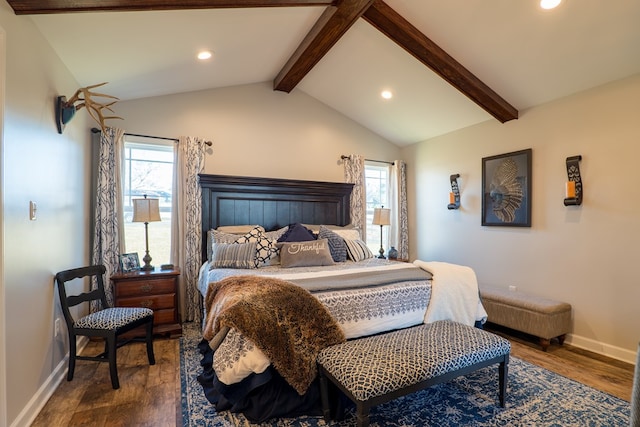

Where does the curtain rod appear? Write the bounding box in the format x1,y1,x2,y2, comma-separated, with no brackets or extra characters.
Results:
91,128,212,146
340,155,394,166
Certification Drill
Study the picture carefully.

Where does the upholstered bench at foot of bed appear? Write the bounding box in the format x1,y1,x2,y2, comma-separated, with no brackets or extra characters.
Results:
479,285,572,351
316,320,511,427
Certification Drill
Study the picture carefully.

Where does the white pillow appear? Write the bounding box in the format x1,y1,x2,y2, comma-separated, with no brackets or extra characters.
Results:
301,224,361,241
216,225,261,234
332,228,361,241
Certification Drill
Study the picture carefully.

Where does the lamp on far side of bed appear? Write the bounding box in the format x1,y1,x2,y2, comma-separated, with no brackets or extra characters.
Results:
372,206,391,259
132,195,161,271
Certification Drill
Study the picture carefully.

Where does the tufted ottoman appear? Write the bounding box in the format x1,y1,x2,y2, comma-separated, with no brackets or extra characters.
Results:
479,285,572,351
317,320,511,427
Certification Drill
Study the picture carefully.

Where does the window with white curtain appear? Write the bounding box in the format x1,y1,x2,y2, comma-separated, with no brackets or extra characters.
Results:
365,162,390,254
122,138,175,266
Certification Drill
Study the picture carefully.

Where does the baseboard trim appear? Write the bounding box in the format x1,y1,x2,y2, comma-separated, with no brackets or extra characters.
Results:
566,334,637,365
10,337,88,427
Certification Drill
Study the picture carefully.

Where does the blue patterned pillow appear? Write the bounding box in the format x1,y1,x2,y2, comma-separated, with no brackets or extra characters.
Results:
344,238,375,262
318,225,347,262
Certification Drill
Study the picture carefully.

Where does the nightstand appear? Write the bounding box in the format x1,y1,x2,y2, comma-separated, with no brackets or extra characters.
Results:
111,267,181,337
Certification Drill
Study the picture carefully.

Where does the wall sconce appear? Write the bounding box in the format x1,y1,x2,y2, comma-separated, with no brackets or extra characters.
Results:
372,206,391,259
564,155,583,206
448,174,461,210
56,82,122,134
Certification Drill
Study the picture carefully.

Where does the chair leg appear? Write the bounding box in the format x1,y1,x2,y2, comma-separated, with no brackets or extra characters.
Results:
107,333,120,389
67,332,76,381
145,317,155,365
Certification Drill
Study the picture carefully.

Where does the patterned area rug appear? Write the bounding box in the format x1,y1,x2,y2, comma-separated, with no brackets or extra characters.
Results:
181,322,630,426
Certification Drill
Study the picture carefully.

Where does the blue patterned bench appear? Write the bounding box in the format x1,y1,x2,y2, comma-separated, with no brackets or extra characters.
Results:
317,320,511,427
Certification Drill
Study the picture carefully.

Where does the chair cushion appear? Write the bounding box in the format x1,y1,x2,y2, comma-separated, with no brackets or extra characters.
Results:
74,307,153,330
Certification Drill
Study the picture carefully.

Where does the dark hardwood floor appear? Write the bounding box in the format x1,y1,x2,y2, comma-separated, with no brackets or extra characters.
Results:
31,325,634,426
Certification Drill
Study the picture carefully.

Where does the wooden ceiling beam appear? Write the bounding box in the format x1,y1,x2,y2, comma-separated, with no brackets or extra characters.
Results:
11,0,517,124
363,0,518,123
7,0,334,15
273,0,375,93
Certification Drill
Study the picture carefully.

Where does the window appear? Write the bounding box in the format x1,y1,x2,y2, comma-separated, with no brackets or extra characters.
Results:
122,139,175,266
365,162,390,254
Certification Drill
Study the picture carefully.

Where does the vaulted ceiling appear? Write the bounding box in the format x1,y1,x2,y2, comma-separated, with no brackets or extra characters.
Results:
9,1,640,146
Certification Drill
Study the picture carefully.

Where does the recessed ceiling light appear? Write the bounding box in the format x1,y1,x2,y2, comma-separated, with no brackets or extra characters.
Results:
540,0,561,10
381,90,393,100
197,51,213,60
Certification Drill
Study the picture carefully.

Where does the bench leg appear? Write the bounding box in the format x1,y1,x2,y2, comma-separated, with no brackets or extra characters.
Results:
356,403,370,427
499,357,508,407
317,367,331,422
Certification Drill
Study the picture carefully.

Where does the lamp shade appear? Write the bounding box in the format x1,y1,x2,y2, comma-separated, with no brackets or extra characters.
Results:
372,207,391,226
132,198,161,223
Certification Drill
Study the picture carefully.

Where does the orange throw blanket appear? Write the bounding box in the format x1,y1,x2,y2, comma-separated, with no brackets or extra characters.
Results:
203,275,346,395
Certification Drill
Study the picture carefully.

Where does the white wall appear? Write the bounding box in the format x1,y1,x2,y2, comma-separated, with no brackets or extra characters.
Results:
115,82,400,182
0,1,92,425
403,73,640,362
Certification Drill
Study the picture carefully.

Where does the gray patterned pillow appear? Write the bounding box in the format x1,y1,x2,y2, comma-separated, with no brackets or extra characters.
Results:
318,225,347,262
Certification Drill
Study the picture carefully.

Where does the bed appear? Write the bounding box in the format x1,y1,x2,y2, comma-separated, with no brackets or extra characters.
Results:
195,173,486,423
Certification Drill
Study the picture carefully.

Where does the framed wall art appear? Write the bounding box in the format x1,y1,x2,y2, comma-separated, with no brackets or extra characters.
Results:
119,252,140,273
482,148,532,227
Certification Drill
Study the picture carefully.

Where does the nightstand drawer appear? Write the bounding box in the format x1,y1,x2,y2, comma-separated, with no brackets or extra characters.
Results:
114,278,176,297
117,294,175,310
153,308,178,325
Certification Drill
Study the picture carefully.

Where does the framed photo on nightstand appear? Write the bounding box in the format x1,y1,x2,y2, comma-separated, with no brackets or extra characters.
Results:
119,252,140,273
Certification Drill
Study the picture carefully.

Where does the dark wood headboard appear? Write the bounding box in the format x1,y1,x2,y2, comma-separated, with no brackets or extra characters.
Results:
199,174,354,262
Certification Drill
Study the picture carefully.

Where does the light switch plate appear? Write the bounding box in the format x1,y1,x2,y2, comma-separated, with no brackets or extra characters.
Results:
29,201,37,220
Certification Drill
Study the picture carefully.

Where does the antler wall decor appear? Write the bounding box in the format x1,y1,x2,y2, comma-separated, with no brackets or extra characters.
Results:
56,82,123,134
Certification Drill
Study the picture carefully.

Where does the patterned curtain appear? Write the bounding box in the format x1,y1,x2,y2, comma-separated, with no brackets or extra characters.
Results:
171,136,207,323
91,127,125,309
390,160,409,260
343,154,366,238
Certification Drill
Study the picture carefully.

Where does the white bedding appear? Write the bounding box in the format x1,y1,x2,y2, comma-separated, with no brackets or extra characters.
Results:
413,260,488,326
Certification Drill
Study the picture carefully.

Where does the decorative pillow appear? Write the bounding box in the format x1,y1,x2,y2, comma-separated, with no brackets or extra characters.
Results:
233,226,275,268
208,228,247,261
264,226,289,241
318,225,347,262
303,223,357,233
344,238,375,262
261,226,289,265
332,228,361,241
216,225,261,234
210,242,257,269
277,223,316,243
279,239,335,268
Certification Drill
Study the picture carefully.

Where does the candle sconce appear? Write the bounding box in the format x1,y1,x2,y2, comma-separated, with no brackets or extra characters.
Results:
563,155,583,206
447,173,461,210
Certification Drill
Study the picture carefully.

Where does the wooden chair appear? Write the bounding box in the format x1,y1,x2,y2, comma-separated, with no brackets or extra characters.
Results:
55,265,155,389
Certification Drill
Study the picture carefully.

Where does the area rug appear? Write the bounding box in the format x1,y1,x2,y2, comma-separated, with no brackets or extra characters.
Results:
181,322,630,426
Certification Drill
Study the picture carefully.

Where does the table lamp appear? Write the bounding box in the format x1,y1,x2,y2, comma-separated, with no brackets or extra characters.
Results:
132,195,161,271
372,206,391,259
